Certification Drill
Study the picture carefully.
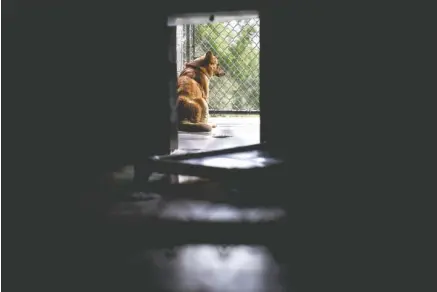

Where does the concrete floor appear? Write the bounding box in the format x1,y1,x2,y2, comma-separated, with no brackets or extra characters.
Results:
114,116,260,183
107,116,290,292
176,116,260,154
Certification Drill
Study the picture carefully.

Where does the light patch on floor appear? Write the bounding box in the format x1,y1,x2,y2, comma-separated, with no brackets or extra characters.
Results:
178,116,260,153
112,116,260,183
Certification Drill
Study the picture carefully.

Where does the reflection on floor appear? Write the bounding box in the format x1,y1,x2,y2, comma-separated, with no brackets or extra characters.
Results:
124,244,287,292
112,198,285,222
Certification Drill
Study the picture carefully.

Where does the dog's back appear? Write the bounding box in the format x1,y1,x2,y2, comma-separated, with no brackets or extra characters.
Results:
176,51,225,132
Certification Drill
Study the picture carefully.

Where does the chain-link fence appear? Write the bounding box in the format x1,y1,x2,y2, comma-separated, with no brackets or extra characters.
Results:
176,18,260,113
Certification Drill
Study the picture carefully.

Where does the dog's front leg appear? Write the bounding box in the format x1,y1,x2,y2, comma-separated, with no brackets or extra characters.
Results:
202,100,216,128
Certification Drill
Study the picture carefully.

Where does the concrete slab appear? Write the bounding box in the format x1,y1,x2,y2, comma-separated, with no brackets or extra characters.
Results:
113,116,260,183
177,116,260,154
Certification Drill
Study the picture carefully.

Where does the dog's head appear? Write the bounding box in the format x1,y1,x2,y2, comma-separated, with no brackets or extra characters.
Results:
204,51,225,77
186,51,225,78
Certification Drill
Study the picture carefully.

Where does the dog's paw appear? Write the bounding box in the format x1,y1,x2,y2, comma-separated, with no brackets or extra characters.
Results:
210,123,217,128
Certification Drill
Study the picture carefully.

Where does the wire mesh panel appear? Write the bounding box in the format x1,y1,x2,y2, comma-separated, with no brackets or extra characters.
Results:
176,18,260,113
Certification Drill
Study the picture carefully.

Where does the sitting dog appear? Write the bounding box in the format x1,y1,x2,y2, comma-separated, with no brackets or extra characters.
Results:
177,51,225,132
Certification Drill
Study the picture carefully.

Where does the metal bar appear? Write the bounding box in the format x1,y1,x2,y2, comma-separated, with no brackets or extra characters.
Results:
168,11,259,26
210,110,260,115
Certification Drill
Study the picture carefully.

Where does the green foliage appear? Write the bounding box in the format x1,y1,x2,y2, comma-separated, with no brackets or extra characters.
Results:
192,20,260,111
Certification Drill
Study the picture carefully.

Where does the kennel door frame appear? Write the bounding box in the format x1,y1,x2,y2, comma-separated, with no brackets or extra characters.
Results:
168,25,179,152
167,10,263,148
167,11,259,26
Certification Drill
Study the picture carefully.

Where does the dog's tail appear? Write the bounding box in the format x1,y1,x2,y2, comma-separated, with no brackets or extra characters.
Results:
178,121,212,132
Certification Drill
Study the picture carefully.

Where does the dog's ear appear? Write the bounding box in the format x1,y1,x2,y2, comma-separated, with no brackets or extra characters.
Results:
205,51,213,63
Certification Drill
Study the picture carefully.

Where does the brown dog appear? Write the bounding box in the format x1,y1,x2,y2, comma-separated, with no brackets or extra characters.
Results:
177,51,225,132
